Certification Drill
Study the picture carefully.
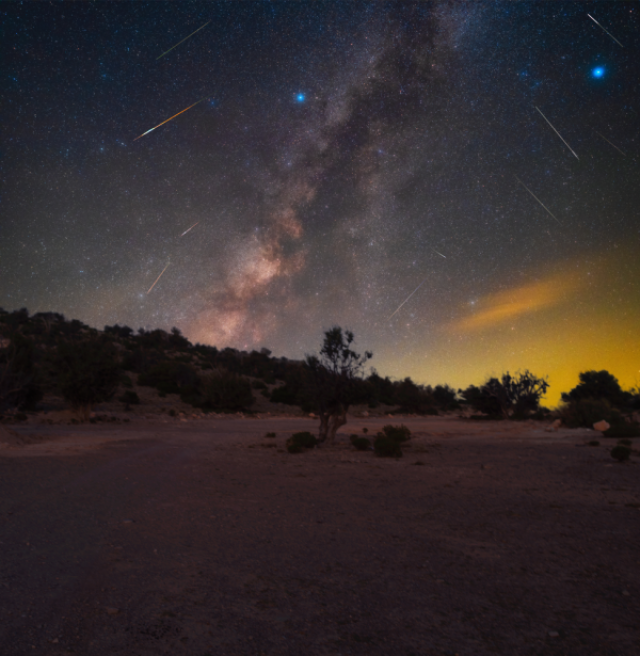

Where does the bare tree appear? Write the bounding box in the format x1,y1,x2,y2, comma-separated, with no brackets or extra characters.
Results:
305,327,372,444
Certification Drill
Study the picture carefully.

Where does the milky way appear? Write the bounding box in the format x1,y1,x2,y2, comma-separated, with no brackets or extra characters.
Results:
2,2,640,403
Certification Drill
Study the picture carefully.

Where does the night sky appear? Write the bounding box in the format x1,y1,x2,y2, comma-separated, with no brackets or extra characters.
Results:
3,1,640,405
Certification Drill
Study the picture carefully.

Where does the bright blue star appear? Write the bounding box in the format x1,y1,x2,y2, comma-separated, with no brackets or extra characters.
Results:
592,66,605,78
295,93,305,103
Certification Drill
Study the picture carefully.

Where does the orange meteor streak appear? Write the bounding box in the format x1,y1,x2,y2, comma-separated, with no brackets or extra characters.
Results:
146,263,170,294
134,98,205,141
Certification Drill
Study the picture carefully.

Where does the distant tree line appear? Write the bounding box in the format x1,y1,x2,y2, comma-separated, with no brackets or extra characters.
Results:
1,307,638,437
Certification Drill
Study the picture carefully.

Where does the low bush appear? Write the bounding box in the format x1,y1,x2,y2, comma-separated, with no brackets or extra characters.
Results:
617,438,633,447
380,424,411,442
286,431,317,453
374,435,403,458
265,431,276,438
350,435,371,451
587,440,600,447
610,445,631,462
362,427,368,434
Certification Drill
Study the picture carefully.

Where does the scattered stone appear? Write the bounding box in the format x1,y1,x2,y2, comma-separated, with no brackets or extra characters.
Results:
548,631,559,638
105,607,120,615
593,420,610,432
362,411,369,417
545,419,562,432
622,590,630,596
122,519,134,524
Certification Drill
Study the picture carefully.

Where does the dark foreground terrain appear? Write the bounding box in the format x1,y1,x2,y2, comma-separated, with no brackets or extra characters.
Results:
1,417,638,656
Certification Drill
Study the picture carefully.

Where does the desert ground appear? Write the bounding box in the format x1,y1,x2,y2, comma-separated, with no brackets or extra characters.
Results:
1,414,638,656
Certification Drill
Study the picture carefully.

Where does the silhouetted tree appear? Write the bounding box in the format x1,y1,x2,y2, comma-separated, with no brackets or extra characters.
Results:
561,370,629,408
482,370,549,418
305,327,372,444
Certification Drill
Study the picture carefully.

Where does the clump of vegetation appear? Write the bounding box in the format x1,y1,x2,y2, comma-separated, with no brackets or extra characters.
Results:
168,409,177,417
55,336,122,421
138,361,198,395
350,434,371,451
379,424,411,442
197,370,254,412
461,370,549,419
118,390,140,406
587,440,600,447
362,427,368,433
265,431,276,438
374,435,403,458
557,398,621,429
617,439,633,447
286,431,318,453
0,332,43,412
610,445,631,462
562,370,630,407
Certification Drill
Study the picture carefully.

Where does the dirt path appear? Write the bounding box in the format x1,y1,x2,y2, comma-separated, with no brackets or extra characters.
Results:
1,417,638,655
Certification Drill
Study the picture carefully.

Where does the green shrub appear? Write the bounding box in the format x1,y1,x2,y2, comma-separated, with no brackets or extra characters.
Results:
252,380,267,390
380,424,411,442
286,431,317,452
362,427,368,434
120,374,134,389
587,440,600,447
617,438,633,447
350,435,371,451
604,422,640,438
374,436,403,457
265,431,276,438
168,409,177,417
610,445,631,462
558,398,621,428
118,390,140,405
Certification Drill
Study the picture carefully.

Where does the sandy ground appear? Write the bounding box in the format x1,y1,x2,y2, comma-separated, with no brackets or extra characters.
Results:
1,415,638,656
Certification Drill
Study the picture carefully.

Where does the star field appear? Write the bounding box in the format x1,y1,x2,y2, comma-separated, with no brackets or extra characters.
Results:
2,1,640,404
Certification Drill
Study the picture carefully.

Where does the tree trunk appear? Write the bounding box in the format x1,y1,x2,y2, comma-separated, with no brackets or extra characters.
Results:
318,412,330,444
326,405,348,444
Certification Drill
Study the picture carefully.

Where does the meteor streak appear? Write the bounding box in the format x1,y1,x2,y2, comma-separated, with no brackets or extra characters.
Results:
432,249,446,259
388,276,428,321
157,20,211,60
134,98,205,141
180,222,199,237
147,263,170,294
587,14,623,47
514,176,562,226
595,131,626,156
534,106,579,160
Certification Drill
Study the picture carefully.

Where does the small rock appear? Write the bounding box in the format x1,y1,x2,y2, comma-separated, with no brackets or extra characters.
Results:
593,420,610,432
548,631,559,638
622,590,630,596
545,419,562,432
122,519,133,524
105,607,120,616
362,411,369,417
